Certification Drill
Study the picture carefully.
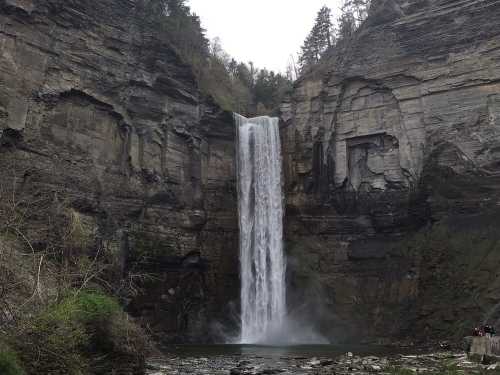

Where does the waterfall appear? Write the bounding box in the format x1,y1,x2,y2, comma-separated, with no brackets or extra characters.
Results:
235,114,286,344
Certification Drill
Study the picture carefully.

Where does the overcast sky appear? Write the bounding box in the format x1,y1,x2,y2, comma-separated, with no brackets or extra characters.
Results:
188,0,343,73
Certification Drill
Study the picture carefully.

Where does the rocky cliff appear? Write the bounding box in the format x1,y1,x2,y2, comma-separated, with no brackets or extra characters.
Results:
3,0,500,347
0,0,238,342
281,0,500,343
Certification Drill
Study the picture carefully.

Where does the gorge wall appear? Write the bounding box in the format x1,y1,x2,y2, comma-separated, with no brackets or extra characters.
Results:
281,0,500,343
0,0,238,342
2,0,500,346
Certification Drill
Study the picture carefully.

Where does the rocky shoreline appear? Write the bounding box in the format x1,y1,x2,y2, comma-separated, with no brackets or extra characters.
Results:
147,350,499,375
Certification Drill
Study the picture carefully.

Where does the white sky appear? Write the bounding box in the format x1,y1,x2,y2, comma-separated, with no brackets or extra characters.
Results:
188,0,343,73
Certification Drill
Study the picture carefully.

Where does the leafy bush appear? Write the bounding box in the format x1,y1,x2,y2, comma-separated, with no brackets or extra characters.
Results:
12,291,146,375
0,346,25,375
52,291,121,323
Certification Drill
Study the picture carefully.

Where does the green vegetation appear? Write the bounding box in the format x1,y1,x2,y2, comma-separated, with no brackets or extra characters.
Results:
140,0,292,115
299,6,335,69
11,291,146,375
44,291,120,324
0,169,148,374
201,41,293,115
299,0,372,72
0,346,25,375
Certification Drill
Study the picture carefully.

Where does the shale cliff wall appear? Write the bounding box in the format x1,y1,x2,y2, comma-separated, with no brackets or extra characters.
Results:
281,0,500,343
0,0,238,342
3,0,500,346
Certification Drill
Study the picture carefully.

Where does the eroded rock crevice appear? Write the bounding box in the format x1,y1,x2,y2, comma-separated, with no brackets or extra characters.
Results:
281,0,500,343
0,0,239,343
2,0,500,346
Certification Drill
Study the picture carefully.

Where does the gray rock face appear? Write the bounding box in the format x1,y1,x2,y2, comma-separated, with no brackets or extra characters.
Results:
282,0,500,342
0,0,238,341
3,0,500,346
469,336,500,363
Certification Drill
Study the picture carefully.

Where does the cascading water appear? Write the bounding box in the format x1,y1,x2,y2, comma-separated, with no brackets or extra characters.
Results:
235,114,286,344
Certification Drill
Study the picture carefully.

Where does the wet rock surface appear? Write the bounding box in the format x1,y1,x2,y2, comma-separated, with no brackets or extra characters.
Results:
2,0,500,349
0,0,238,342
147,351,500,374
281,0,500,343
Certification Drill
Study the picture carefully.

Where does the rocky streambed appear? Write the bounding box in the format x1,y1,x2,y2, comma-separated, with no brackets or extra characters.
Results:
147,349,500,375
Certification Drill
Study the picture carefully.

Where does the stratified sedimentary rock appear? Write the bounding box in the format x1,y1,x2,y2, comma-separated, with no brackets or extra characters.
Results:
0,0,238,342
2,0,500,345
281,0,500,342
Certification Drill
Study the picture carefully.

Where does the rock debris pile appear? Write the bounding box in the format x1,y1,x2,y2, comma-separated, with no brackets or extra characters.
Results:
147,351,500,375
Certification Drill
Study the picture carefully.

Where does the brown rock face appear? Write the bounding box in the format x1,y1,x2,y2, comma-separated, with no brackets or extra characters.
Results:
3,0,500,346
0,0,238,342
282,0,500,343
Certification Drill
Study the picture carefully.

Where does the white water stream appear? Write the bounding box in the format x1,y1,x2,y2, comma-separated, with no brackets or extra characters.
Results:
235,114,286,344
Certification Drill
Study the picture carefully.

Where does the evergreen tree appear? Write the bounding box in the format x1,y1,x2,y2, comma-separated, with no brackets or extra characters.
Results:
235,63,254,89
253,69,292,114
340,0,371,28
299,6,334,71
337,0,371,43
140,0,291,115
315,6,334,50
143,0,210,65
337,8,357,40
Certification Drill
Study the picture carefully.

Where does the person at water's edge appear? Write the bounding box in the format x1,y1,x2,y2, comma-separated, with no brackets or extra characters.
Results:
473,325,496,337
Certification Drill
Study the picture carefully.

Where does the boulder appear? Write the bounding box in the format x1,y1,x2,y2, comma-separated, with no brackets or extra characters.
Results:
469,336,500,364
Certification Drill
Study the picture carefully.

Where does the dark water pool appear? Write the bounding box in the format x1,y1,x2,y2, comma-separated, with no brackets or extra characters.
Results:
161,344,411,358
148,344,440,375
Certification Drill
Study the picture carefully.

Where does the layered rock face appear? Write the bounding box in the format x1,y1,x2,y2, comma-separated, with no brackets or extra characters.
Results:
282,0,500,342
0,0,238,341
3,0,500,346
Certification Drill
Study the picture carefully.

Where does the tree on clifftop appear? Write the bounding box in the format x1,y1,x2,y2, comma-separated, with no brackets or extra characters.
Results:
298,1,373,74
338,0,371,39
141,0,291,115
299,6,335,71
341,0,371,24
143,0,210,75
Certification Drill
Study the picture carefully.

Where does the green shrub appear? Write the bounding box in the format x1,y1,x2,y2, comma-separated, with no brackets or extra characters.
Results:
0,347,25,375
51,291,121,323
13,290,146,375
